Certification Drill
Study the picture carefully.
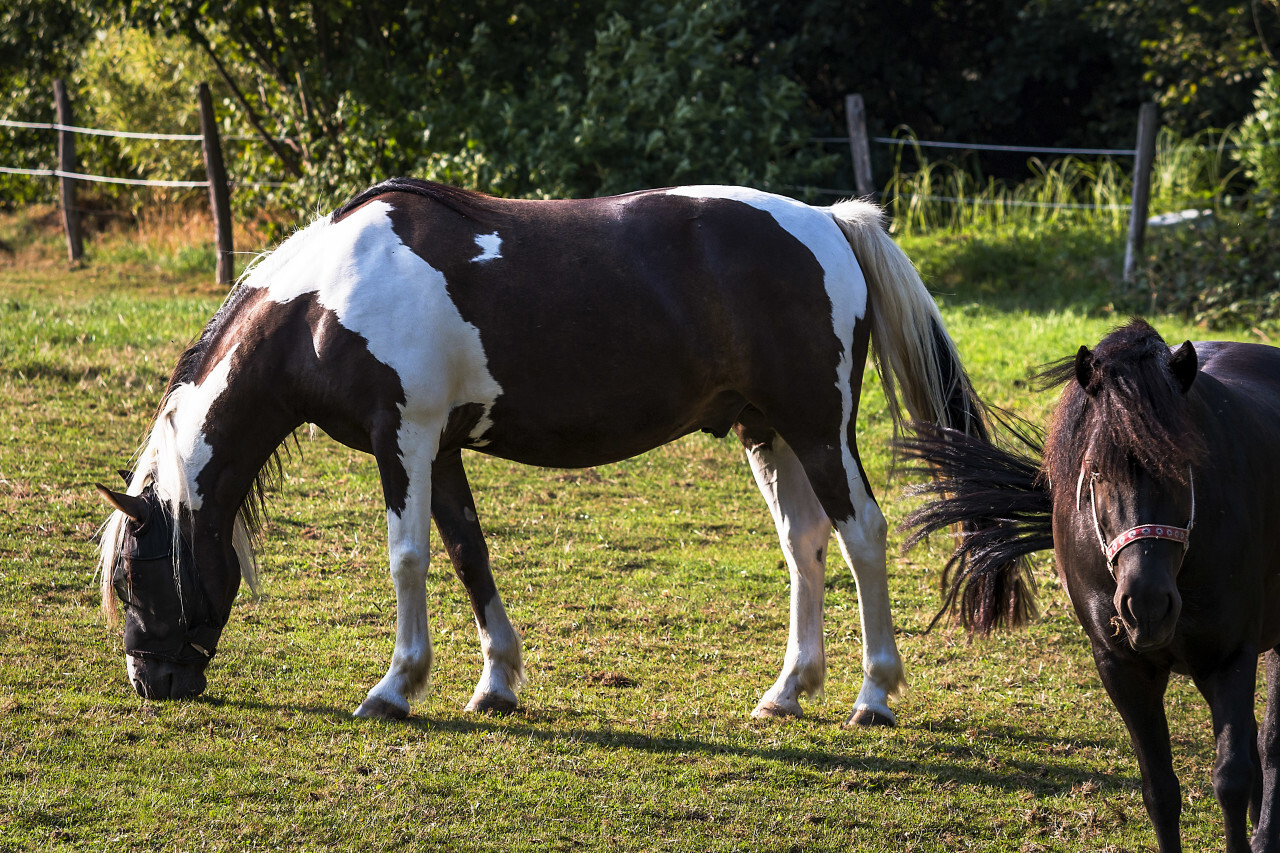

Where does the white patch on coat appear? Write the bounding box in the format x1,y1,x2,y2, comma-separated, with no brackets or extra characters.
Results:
134,345,238,512
663,186,869,519
240,202,503,446
472,231,502,263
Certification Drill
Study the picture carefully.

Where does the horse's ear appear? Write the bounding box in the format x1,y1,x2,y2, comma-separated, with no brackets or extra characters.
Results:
1169,340,1198,394
117,468,134,487
1074,345,1096,394
95,484,150,525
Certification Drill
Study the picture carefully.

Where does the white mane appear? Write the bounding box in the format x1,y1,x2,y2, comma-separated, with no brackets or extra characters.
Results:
98,361,262,626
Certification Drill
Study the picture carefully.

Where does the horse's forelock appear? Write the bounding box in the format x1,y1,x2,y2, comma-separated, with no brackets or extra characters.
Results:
97,508,128,627
1043,322,1207,497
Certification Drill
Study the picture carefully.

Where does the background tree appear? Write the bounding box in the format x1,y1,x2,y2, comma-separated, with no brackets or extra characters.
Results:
2,0,1278,210
0,0,94,203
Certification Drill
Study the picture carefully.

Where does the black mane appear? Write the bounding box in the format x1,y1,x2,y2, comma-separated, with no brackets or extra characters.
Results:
165,284,263,394
1042,318,1206,495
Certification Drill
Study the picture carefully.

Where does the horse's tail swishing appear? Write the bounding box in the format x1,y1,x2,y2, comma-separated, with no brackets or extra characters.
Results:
829,202,988,442
830,201,1047,633
898,422,1053,633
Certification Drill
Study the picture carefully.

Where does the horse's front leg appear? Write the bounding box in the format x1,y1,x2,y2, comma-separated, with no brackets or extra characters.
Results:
431,450,526,713
1192,644,1261,853
354,424,439,719
1253,647,1280,853
1093,649,1181,851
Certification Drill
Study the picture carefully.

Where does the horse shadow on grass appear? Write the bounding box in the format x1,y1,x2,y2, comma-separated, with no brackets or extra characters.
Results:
202,694,1137,798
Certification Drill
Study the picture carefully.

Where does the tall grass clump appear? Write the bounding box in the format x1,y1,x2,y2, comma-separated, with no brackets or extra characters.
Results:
881,125,1280,332
1148,127,1242,212
884,127,1240,240
883,133,1131,238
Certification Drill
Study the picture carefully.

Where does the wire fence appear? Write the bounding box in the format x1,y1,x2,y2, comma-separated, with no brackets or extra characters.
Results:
789,134,1150,205
812,135,1142,157
0,117,289,189
0,113,1234,201
0,92,1216,284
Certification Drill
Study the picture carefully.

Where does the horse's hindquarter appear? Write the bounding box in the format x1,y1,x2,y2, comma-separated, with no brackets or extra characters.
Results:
378,187,864,467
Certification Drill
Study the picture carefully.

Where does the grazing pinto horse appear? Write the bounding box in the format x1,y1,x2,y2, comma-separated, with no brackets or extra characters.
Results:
97,179,990,725
901,319,1280,851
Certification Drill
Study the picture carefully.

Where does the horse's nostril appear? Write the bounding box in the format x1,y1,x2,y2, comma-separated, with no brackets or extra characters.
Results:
1119,595,1138,625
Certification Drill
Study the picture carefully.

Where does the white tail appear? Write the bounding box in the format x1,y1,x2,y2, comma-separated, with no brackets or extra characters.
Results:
827,200,981,437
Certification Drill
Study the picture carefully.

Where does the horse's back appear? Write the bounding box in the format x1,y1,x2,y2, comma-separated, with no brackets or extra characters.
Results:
1197,340,1280,420
1189,340,1280,647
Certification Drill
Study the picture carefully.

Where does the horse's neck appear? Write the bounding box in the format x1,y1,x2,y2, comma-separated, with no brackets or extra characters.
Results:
152,345,301,530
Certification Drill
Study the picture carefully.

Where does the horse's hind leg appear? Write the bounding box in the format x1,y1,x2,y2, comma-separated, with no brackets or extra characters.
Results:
740,429,832,719
1253,647,1280,851
431,450,525,713
739,417,905,726
788,431,905,727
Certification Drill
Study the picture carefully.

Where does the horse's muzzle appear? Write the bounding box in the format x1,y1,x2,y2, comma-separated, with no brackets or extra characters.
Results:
125,654,208,700
1113,585,1181,652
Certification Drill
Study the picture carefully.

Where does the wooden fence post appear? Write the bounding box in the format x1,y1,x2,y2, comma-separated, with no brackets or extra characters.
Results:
54,79,83,263
198,82,234,287
844,94,875,198
1123,102,1158,284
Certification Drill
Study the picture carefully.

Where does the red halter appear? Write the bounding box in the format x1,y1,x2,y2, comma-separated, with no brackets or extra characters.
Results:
1077,465,1195,577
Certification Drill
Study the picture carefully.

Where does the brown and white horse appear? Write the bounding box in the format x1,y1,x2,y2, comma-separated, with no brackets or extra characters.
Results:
97,179,989,724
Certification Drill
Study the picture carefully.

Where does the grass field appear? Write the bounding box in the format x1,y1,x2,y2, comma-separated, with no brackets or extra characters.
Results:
0,205,1268,851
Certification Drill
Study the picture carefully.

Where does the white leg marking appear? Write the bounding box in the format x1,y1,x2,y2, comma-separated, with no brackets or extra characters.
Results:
356,426,438,718
465,598,527,712
832,482,906,726
744,438,832,719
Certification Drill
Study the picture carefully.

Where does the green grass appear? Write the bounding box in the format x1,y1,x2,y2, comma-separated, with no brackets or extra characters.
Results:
0,209,1268,851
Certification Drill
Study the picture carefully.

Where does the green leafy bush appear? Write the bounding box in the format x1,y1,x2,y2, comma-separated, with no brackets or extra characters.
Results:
334,0,836,201
1124,199,1280,329
1238,68,1280,198
72,27,222,208
1120,73,1280,330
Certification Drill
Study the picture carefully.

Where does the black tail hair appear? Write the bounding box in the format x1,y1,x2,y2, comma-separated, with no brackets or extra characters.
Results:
897,418,1053,634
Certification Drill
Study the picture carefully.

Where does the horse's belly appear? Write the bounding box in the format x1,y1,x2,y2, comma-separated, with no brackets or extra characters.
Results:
464,389,751,468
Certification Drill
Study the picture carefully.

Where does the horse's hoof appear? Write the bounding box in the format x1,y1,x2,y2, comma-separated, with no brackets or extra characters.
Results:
465,692,518,715
751,700,802,720
353,696,409,720
845,707,895,728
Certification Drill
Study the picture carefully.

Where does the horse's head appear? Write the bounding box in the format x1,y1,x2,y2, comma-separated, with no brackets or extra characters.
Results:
97,480,240,700
1081,459,1195,651
1066,329,1200,652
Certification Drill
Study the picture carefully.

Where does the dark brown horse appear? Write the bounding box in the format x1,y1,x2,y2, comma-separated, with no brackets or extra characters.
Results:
97,179,991,726
901,319,1280,852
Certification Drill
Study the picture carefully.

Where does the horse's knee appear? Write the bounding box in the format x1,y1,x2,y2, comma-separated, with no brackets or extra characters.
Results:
390,545,428,582
1214,747,1256,813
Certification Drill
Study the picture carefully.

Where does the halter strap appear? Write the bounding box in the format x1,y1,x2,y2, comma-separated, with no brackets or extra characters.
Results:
1078,465,1195,576
1101,523,1190,563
